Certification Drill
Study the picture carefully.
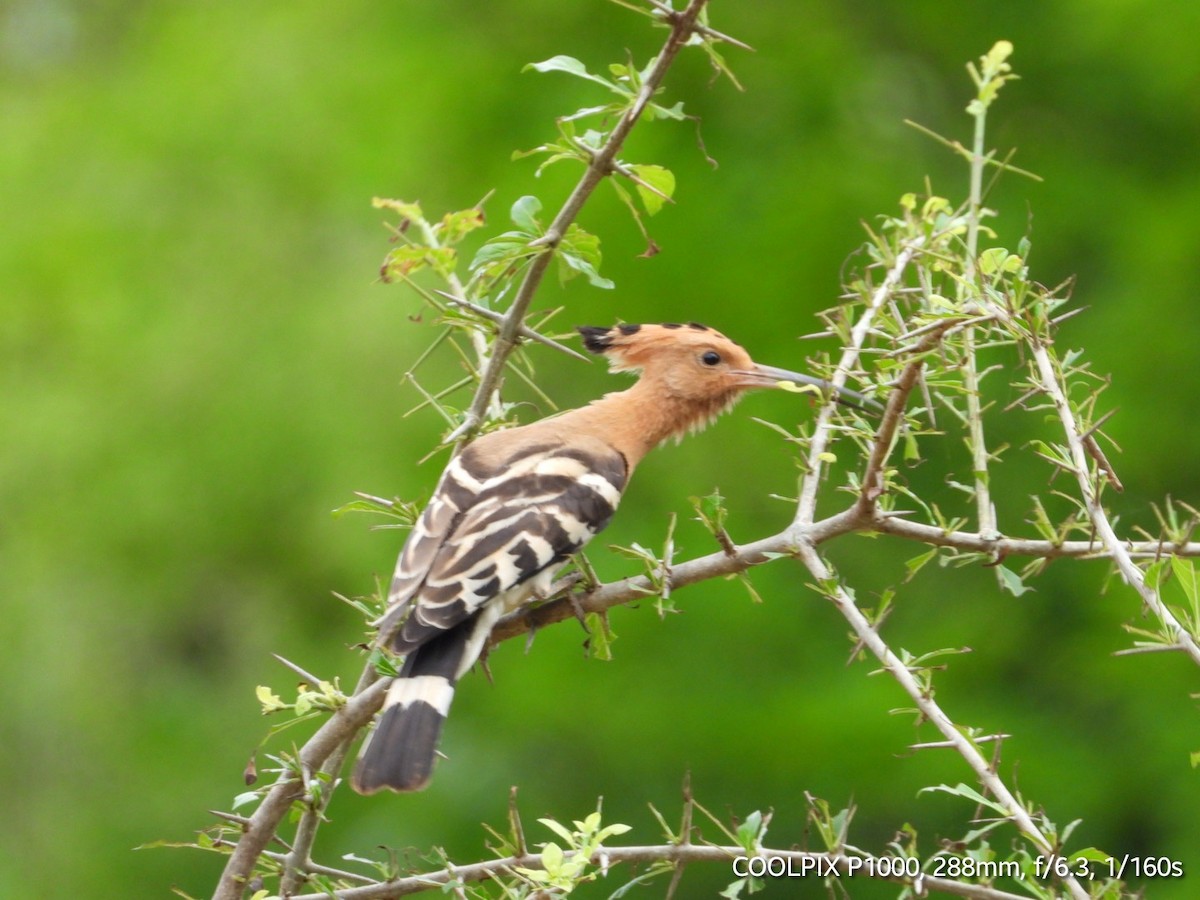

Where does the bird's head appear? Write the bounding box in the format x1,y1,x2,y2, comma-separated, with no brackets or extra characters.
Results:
577,322,877,417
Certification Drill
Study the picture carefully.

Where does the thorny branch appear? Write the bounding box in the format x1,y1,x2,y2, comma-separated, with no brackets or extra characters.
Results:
1030,340,1200,665
286,845,1030,900
790,546,1088,900
795,236,923,525
206,28,1200,900
212,4,721,897
213,678,387,900
445,0,713,444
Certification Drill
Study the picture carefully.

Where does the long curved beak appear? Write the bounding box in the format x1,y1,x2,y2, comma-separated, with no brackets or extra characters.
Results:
732,364,882,412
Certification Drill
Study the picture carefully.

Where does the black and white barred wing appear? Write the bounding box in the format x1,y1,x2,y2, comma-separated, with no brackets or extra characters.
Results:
353,441,629,793
375,440,628,655
371,456,479,647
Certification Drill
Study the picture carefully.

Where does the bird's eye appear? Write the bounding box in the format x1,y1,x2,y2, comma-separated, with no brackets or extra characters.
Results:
700,350,722,367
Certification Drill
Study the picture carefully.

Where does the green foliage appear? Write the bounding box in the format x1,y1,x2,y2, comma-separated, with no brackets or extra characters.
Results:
6,3,1200,899
512,808,633,894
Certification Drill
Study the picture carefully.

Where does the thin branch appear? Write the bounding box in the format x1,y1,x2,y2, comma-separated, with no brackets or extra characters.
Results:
490,504,1200,650
795,237,924,525
1030,341,1200,665
213,672,387,900
289,844,1031,900
790,540,1089,900
262,849,378,887
640,0,755,51
445,0,713,444
280,663,382,895
435,291,591,363
857,324,956,508
410,211,502,424
871,514,1200,561
961,81,998,540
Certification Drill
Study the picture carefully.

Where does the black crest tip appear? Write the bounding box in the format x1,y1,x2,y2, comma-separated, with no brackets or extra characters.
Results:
578,325,614,354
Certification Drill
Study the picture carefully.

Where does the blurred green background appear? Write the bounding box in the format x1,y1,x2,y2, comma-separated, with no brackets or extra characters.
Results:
3,1,1198,897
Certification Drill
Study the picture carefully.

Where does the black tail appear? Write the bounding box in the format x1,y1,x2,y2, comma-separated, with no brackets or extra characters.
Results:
351,621,471,794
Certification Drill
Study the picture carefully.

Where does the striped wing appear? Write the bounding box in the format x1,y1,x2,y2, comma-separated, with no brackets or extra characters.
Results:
375,438,628,654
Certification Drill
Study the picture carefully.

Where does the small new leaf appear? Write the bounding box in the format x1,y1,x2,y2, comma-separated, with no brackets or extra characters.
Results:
920,783,1010,816
584,611,616,661
628,164,676,215
256,685,286,715
735,810,765,854
525,55,623,94
557,224,614,289
995,564,1032,597
510,195,544,233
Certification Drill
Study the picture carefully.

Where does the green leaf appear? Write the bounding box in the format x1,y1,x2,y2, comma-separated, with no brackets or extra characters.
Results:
903,430,921,462
995,563,1032,596
558,251,614,289
541,840,564,874
628,164,675,215
557,224,614,289
438,207,485,244
690,490,727,534
255,685,286,714
919,783,1009,816
1072,847,1113,863
1170,556,1200,607
978,247,1009,276
381,244,455,280
539,817,576,846
470,235,531,266
904,548,938,582
596,822,633,841
372,196,423,221
584,611,616,661
735,810,764,853
524,55,620,92
510,195,543,233
231,791,261,811
647,99,687,121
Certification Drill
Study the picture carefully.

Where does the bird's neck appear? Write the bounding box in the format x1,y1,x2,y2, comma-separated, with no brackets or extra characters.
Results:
553,380,735,471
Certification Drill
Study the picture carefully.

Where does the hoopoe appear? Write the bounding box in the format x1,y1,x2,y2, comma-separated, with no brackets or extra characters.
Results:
351,322,873,794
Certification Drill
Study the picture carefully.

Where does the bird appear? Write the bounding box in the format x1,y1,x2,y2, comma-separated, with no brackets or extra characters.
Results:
351,321,875,794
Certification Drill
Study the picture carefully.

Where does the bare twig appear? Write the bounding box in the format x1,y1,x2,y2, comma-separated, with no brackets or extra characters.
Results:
857,324,957,508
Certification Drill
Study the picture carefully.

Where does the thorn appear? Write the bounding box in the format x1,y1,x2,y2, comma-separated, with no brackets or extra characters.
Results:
434,290,592,363
271,653,323,686
568,592,590,631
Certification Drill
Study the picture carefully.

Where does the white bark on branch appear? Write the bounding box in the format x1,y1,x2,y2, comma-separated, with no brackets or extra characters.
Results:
796,237,923,524
790,542,1090,900
1030,341,1200,665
